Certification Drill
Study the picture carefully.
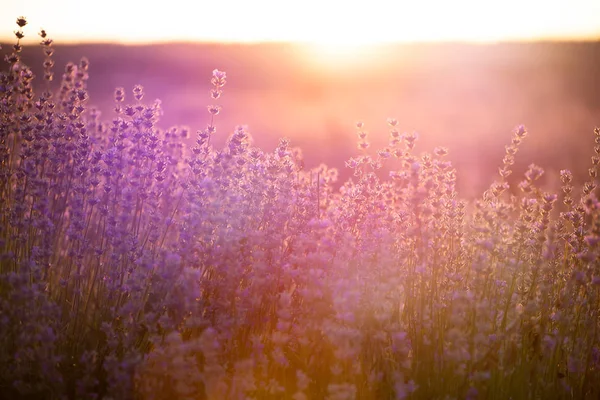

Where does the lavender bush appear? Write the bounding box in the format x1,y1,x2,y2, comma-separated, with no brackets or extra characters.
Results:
1,17,600,400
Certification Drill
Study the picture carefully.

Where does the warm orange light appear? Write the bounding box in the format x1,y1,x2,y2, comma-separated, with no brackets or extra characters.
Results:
297,42,392,71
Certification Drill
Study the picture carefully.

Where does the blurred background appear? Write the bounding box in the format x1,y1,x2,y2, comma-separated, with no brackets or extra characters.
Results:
2,1,600,197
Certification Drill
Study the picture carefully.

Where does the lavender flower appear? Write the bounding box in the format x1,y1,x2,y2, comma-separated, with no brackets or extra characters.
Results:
1,16,600,400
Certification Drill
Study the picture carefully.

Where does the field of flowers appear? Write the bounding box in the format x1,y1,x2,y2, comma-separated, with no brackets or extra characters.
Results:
1,17,600,400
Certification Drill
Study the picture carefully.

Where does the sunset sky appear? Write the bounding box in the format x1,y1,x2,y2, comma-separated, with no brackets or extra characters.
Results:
1,0,600,44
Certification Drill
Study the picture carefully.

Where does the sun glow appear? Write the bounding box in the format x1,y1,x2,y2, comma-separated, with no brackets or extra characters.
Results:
297,41,391,71
306,41,372,60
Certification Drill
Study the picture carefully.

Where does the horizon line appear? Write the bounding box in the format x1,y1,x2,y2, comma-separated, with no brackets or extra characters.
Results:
2,36,600,47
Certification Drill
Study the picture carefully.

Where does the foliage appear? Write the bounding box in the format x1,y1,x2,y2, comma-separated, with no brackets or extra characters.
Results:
1,17,600,400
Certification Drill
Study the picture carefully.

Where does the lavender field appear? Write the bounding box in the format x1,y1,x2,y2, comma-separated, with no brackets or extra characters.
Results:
4,36,600,198
2,16,600,400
